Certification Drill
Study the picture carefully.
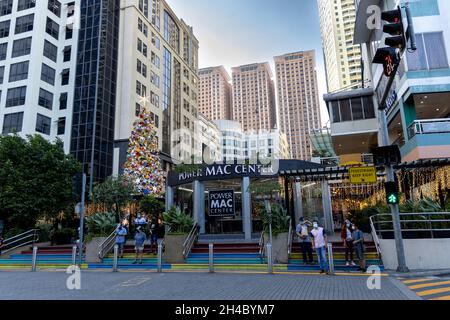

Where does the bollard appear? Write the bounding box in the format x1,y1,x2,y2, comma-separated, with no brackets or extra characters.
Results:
31,246,38,272
327,243,334,274
209,243,214,273
266,243,273,274
112,245,119,272
157,243,163,273
72,246,77,266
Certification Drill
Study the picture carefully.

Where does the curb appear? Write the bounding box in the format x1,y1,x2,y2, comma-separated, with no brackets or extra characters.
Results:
390,269,450,278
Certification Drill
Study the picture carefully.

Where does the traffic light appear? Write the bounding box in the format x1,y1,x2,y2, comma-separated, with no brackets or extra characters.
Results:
381,7,406,49
385,182,399,205
372,6,406,77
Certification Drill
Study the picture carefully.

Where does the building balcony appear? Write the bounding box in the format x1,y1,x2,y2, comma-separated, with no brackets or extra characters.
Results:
401,119,450,162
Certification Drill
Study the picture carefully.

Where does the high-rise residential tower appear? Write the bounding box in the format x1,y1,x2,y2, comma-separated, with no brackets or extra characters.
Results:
231,62,277,132
0,0,79,154
198,66,232,121
274,51,322,160
317,0,362,93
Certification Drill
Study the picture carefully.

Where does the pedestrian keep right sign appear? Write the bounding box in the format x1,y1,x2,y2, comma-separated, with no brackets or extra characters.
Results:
349,167,377,184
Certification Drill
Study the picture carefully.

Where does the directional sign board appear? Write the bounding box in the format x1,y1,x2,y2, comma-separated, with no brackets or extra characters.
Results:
349,167,377,184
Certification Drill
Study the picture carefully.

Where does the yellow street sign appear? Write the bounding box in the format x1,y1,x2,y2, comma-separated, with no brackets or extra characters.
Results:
349,167,377,184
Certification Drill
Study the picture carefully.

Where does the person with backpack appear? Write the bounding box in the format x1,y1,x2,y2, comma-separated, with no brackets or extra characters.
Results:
310,220,329,274
352,222,367,272
341,219,356,266
133,226,147,264
296,218,313,265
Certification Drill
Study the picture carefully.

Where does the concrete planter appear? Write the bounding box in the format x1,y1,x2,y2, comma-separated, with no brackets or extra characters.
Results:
264,232,289,264
164,234,188,263
85,237,107,263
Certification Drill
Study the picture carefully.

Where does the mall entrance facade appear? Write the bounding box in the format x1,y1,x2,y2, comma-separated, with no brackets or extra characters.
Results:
165,160,334,240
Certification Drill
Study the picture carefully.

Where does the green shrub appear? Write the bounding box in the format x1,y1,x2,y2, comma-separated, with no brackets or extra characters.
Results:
86,212,117,239
163,207,193,234
3,227,25,239
259,203,290,236
36,223,53,242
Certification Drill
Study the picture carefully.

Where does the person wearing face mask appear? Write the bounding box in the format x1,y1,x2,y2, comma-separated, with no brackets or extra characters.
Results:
295,217,314,265
352,222,367,272
310,220,329,274
134,212,147,234
341,219,356,267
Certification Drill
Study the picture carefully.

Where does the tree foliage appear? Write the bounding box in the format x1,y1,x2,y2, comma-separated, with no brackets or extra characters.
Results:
163,207,194,234
139,195,165,217
91,175,135,218
0,134,81,231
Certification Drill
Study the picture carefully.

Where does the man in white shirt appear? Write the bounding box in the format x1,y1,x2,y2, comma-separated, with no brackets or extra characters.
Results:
310,220,329,274
295,218,313,264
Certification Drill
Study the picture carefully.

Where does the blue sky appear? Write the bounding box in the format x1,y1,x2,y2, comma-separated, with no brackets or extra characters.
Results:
166,0,329,124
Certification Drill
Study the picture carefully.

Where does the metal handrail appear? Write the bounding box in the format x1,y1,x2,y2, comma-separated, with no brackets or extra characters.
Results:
182,223,199,259
369,216,382,258
258,232,265,259
370,212,450,240
287,218,293,256
98,229,117,260
1,229,40,255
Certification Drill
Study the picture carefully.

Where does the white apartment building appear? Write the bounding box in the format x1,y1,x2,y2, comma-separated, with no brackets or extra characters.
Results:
0,0,79,154
113,0,200,174
195,112,221,163
317,0,363,92
214,119,290,163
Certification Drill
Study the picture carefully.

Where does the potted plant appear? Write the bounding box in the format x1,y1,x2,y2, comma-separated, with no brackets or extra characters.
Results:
162,206,194,263
84,212,117,262
260,203,291,263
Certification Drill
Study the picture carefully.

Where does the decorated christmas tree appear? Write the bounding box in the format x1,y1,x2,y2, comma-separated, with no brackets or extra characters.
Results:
123,107,165,197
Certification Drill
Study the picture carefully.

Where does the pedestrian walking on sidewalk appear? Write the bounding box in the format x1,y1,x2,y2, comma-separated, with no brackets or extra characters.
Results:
115,224,128,259
352,222,367,272
341,219,356,267
310,220,329,274
133,226,147,264
296,218,314,265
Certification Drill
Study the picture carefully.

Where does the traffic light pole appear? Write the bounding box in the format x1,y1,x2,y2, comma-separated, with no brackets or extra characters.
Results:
379,112,409,273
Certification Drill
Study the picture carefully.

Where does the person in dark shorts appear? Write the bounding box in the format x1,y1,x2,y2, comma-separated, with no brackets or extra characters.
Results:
352,222,367,272
133,226,147,264
296,218,313,264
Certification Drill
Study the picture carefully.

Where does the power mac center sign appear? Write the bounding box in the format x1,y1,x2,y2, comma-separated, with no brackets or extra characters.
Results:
167,163,279,187
209,190,235,216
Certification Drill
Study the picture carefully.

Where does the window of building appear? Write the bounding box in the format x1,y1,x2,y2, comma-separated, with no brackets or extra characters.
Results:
61,68,70,85
17,0,36,11
0,0,12,17
41,63,55,85
0,42,6,60
0,65,4,84
2,112,24,134
48,0,61,17
59,92,67,110
351,97,364,120
63,46,71,62
15,13,34,34
6,86,27,107
65,26,72,39
9,60,29,82
35,113,51,135
67,2,75,17
12,37,32,57
0,20,10,38
407,32,448,71
38,88,53,110
45,17,59,39
43,40,57,62
135,103,141,117
57,117,65,135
